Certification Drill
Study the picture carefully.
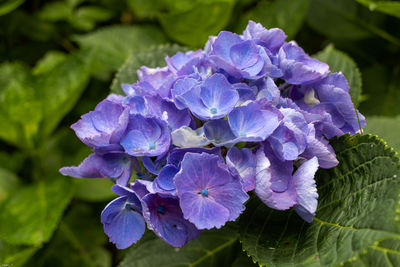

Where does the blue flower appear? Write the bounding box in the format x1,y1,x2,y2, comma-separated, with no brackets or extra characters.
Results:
142,193,200,247
226,147,256,192
254,145,319,222
101,185,145,249
179,73,239,120
242,20,287,54
174,153,248,229
60,152,133,186
295,73,366,136
209,31,279,79
71,98,129,150
121,115,171,157
278,41,329,85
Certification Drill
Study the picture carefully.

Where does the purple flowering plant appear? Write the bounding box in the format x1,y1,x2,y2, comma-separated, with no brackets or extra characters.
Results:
60,21,366,249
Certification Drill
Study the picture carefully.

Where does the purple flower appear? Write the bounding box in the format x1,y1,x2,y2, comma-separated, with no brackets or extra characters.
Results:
278,41,329,85
71,99,129,150
166,50,204,76
295,73,366,136
228,101,281,142
255,77,280,105
226,147,256,192
120,115,171,157
242,20,287,54
153,164,179,194
142,193,200,247
255,145,319,222
301,126,338,169
59,153,133,186
209,31,281,79
166,147,222,167
101,185,145,249
136,66,176,99
268,107,309,161
179,74,239,120
174,153,248,229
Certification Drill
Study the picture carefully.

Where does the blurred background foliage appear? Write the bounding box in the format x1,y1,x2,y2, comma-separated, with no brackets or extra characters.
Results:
0,0,399,266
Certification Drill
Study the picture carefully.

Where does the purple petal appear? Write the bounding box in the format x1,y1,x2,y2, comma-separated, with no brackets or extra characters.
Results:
60,153,103,178
228,102,280,142
101,196,145,249
226,147,256,192
203,120,236,146
293,157,319,222
142,193,200,247
174,153,248,229
71,99,129,148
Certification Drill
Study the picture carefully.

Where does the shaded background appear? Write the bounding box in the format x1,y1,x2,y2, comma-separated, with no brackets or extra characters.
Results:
0,0,399,266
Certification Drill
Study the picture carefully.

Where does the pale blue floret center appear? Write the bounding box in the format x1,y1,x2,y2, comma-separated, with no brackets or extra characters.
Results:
157,205,165,214
201,189,209,197
149,142,156,150
210,108,217,114
125,203,132,210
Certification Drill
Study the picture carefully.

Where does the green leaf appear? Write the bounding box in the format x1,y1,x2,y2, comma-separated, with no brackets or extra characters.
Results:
71,6,114,31
359,64,400,116
235,0,310,39
157,0,235,47
27,204,111,267
127,0,161,18
357,0,400,18
239,134,400,266
0,0,25,16
343,238,400,266
38,2,72,21
314,45,362,107
33,51,67,76
365,116,400,153
0,240,39,267
307,0,373,40
119,227,239,267
36,50,92,137
0,168,19,203
0,62,41,148
110,44,185,94
73,25,167,75
0,178,74,245
74,178,116,202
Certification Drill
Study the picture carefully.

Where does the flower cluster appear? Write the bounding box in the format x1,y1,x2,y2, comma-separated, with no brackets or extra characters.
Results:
60,21,365,249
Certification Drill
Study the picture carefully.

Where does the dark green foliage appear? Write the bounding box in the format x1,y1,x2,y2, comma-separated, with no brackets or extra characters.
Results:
239,134,400,266
0,0,399,266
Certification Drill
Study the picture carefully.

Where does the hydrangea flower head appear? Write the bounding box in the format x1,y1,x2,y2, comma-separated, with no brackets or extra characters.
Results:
60,21,366,249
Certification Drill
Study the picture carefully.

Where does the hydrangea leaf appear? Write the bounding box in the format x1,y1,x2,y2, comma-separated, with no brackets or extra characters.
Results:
239,134,400,266
118,228,240,267
157,0,236,47
307,0,373,40
0,168,20,203
356,0,400,19
0,178,74,245
73,25,167,75
0,240,39,267
365,116,400,153
74,178,116,202
314,45,362,107
235,0,310,39
359,64,400,117
36,49,92,137
0,62,41,148
25,204,112,267
110,44,185,95
32,51,67,75
0,0,25,16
